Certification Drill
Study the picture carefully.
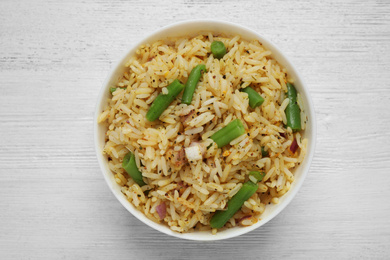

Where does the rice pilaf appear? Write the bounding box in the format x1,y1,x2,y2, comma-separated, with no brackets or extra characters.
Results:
98,33,308,233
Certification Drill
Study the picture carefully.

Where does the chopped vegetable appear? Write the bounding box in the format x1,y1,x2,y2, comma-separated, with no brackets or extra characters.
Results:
180,109,195,126
210,181,258,229
185,142,205,161
285,83,301,131
122,152,146,186
238,215,252,223
182,64,206,105
210,119,246,148
261,146,269,157
166,148,187,169
156,202,166,219
110,87,126,93
238,215,253,226
146,79,184,121
210,41,226,59
241,86,264,109
290,138,299,153
249,171,265,183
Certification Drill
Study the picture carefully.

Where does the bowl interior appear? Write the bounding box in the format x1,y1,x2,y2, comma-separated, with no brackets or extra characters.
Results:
94,20,316,241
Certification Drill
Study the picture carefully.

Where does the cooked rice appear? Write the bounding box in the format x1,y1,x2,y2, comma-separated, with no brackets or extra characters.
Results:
98,33,308,233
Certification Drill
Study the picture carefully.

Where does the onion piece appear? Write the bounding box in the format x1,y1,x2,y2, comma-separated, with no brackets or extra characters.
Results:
156,202,166,220
177,181,185,188
238,215,253,226
180,110,195,125
290,138,299,153
238,215,252,222
166,148,187,169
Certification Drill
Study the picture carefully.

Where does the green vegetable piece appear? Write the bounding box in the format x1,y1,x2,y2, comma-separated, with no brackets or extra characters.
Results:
110,87,126,94
210,119,246,148
210,181,258,229
261,146,269,157
286,82,298,103
182,64,206,105
210,41,226,59
249,171,265,183
241,86,265,109
146,79,184,122
285,83,301,132
122,152,146,186
143,189,151,196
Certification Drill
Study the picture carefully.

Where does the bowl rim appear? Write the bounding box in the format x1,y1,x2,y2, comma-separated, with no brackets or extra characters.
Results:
94,19,317,241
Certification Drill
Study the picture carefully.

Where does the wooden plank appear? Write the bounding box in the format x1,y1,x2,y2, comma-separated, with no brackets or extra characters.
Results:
1,0,390,259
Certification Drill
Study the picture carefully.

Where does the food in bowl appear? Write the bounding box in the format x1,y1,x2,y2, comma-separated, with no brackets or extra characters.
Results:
97,32,308,234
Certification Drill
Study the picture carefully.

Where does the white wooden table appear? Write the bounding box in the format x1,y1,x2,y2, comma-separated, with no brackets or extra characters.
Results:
1,0,390,258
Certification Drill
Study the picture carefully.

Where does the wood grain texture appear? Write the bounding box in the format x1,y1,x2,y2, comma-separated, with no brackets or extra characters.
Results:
1,0,390,259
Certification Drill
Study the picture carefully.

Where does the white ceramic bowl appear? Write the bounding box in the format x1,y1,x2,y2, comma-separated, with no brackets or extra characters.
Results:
94,20,316,241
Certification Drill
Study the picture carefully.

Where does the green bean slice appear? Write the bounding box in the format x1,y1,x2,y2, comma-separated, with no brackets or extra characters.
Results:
182,64,206,105
146,79,184,122
210,181,258,229
285,83,301,132
241,86,265,109
210,41,226,59
261,146,269,157
110,87,126,94
249,171,265,183
122,152,146,186
210,119,245,148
